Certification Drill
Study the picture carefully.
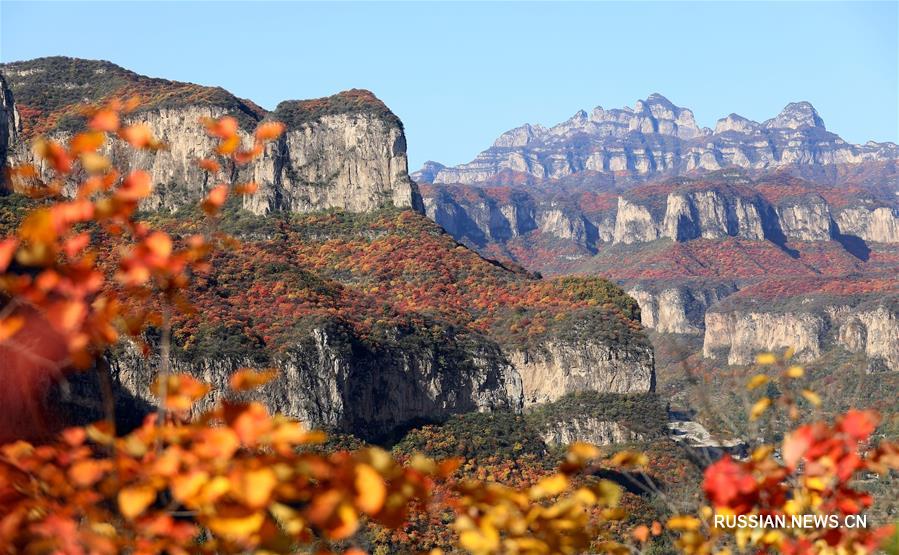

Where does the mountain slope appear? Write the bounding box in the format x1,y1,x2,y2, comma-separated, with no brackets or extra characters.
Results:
0,58,656,442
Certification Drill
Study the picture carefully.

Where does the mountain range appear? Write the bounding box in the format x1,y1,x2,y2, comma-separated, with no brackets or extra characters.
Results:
414,93,898,187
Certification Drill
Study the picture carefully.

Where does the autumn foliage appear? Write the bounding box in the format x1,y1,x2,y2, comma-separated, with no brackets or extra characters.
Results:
0,97,898,555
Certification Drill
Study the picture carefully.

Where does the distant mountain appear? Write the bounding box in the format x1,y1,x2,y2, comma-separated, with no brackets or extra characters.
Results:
414,94,898,186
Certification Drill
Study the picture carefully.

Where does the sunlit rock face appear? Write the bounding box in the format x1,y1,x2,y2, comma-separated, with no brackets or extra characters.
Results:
1,57,422,215
703,300,899,373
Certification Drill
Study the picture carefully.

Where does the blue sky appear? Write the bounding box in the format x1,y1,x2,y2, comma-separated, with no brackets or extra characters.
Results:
2,1,897,170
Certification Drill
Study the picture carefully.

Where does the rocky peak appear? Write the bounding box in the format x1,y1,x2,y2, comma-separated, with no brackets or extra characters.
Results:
493,123,547,148
764,101,825,130
411,160,446,183
420,94,894,186
714,113,761,134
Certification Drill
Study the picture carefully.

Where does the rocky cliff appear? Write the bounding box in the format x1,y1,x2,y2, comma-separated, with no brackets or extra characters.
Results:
416,94,898,186
110,322,524,441
703,284,899,372
0,57,422,214
0,74,16,179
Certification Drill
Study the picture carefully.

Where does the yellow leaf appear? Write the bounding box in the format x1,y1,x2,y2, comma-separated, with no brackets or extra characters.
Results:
530,473,569,499
80,152,110,173
566,442,600,465
229,367,279,391
750,397,772,421
667,515,702,531
801,389,822,407
609,450,648,468
355,463,386,515
755,352,777,365
746,374,769,391
595,479,622,506
805,476,828,492
171,471,209,502
234,467,277,509
785,365,805,378
207,507,265,541
118,484,156,519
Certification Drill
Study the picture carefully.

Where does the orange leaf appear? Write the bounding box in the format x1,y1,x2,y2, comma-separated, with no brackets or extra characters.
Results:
197,158,221,174
80,152,111,174
0,238,18,271
144,231,173,259
89,109,120,132
232,467,277,509
69,459,108,487
632,524,650,543
0,315,25,341
63,233,91,259
150,374,210,411
33,139,72,174
201,184,229,215
230,368,279,391
118,484,156,519
69,131,106,154
354,463,386,515
839,409,880,441
207,505,265,541
193,427,240,460
117,171,153,202
46,300,87,332
255,121,285,142
203,116,238,139
119,124,160,149
216,135,240,156
234,181,259,195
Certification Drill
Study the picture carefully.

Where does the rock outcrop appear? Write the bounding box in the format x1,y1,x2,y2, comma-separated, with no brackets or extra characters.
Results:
627,283,739,334
703,296,899,372
1,57,422,215
110,323,524,441
0,74,16,180
539,418,638,447
417,94,898,186
508,333,655,406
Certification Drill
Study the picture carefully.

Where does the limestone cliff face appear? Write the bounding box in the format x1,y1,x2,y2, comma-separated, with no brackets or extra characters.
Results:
612,198,660,244
1,58,421,215
703,299,899,372
508,338,654,406
835,207,899,243
775,196,834,240
418,95,898,186
111,323,524,441
627,283,739,334
703,311,827,364
612,189,769,244
0,74,16,180
539,418,638,447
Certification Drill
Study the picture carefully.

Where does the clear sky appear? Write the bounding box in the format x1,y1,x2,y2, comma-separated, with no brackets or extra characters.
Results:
2,1,897,170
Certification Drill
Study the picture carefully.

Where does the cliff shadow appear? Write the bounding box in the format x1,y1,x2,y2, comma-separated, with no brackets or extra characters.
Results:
45,362,156,435
832,231,871,261
760,204,800,258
